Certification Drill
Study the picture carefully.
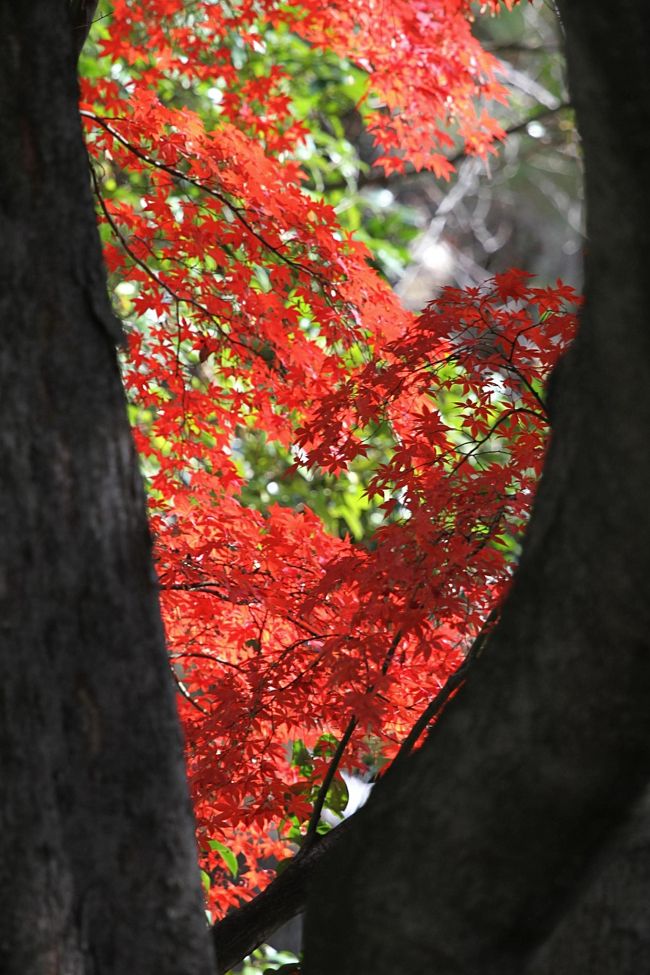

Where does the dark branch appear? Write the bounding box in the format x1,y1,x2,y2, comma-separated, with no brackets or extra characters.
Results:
391,613,496,768
212,817,354,974
304,716,358,845
210,624,481,972
319,102,572,194
304,627,404,845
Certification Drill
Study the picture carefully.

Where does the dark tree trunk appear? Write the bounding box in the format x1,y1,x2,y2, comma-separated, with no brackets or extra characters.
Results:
525,786,650,974
0,4,214,973
304,2,650,972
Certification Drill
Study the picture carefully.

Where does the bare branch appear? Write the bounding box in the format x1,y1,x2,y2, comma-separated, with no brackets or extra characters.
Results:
211,818,353,974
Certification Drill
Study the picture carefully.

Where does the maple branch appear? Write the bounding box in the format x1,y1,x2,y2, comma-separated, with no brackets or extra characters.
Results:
90,168,228,338
304,715,358,845
160,582,247,604
83,111,331,291
503,360,548,415
172,651,247,673
212,816,353,974
90,166,294,378
391,613,497,768
450,406,546,477
209,624,478,972
320,102,572,193
482,41,562,53
304,627,404,845
91,167,198,319
170,668,208,715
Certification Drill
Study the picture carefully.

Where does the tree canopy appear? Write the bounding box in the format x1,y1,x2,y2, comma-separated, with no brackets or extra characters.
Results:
77,0,579,947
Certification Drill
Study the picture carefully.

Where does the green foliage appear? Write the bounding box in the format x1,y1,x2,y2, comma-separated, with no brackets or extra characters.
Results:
232,945,300,974
235,430,394,541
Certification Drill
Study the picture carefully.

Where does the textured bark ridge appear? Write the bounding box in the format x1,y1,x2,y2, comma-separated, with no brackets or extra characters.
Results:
304,3,650,972
0,5,214,973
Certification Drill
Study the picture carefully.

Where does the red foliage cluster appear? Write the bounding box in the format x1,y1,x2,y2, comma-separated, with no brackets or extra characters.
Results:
157,273,578,910
81,0,578,917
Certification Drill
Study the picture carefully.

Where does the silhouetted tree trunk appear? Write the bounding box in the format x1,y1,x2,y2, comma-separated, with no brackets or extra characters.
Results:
0,4,214,972
304,2,650,971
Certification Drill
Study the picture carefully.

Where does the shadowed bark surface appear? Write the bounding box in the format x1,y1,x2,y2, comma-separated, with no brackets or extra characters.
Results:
303,3,650,971
526,786,650,974
0,4,214,972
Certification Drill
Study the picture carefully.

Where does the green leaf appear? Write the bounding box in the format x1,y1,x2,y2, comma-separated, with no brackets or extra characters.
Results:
209,839,239,877
274,857,294,876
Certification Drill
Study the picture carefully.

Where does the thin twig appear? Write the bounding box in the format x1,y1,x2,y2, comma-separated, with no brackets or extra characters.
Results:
391,611,497,767
303,627,404,847
83,110,330,288
319,102,572,194
170,668,208,715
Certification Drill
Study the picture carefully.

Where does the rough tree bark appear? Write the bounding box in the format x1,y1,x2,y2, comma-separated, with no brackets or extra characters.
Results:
304,2,650,972
0,4,214,973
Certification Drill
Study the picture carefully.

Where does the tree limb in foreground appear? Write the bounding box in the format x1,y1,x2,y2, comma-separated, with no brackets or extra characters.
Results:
211,627,490,974
212,818,351,974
